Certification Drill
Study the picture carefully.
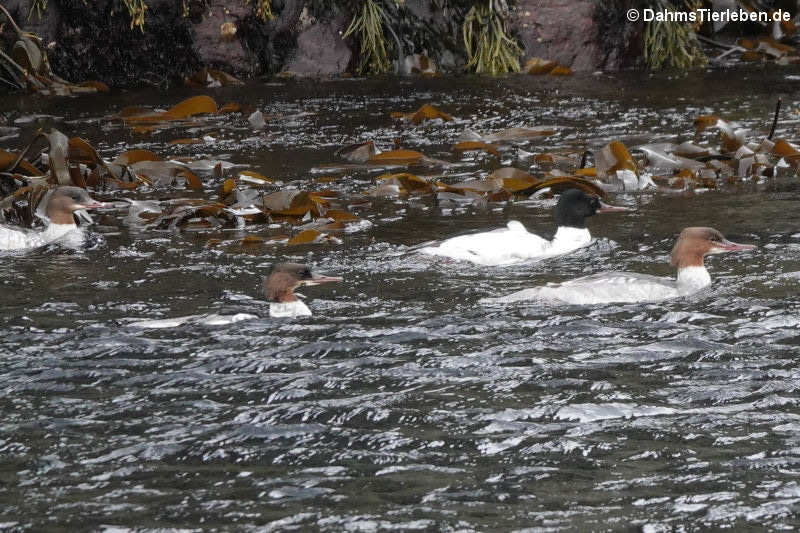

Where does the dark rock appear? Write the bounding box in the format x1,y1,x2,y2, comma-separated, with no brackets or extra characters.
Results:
0,0,645,90
592,0,645,70
283,12,351,76
2,0,60,43
192,1,253,74
392,0,466,72
512,0,643,71
237,0,307,77
40,0,197,87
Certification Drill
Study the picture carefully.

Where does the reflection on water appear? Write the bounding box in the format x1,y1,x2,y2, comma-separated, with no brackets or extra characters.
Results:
2,68,800,531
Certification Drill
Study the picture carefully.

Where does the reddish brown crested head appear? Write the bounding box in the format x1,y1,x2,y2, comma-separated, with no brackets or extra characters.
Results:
670,227,756,268
45,186,105,225
262,263,342,303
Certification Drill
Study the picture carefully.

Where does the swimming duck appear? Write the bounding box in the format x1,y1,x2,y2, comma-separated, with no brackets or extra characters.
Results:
130,263,343,328
0,186,105,251
420,189,630,266
484,227,755,305
265,262,342,318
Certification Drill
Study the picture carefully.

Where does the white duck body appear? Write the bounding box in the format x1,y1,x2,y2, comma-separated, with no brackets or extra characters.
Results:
483,228,754,306
269,300,312,318
420,221,590,266
130,302,313,326
489,266,712,305
130,313,257,328
0,223,82,251
420,189,628,266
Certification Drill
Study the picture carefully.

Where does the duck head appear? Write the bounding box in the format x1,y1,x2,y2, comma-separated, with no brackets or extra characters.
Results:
553,189,630,229
45,186,106,225
670,227,756,268
263,263,342,303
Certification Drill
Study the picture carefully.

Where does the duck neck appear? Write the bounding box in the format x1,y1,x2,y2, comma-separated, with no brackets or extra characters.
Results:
676,266,711,295
41,222,78,240
552,226,591,248
269,300,312,318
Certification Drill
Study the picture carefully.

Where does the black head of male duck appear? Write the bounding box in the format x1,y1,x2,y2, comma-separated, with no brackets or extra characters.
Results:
419,188,632,266
553,188,630,229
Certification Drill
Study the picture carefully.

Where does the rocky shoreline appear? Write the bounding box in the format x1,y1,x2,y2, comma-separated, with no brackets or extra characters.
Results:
0,0,642,88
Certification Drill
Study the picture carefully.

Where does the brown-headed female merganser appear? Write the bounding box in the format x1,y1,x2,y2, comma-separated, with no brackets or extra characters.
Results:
265,263,342,318
0,186,105,251
131,263,343,328
484,227,755,305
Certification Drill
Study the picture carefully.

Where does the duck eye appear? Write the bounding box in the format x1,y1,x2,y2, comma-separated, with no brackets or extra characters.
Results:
302,268,312,278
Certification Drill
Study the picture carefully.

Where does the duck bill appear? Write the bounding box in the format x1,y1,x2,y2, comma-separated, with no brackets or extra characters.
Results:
714,240,756,253
301,273,343,286
596,200,632,214
77,200,108,210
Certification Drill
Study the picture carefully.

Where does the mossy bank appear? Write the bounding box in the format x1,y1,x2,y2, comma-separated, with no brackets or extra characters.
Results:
0,0,645,88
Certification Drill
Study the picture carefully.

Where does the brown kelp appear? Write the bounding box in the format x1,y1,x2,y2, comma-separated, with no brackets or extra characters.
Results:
2,91,795,254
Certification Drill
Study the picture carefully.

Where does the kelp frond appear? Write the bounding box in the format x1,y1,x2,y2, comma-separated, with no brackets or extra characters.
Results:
644,0,706,70
119,0,148,31
0,3,102,94
246,0,274,22
343,0,392,75
462,0,522,75
26,0,145,29
28,0,87,20
27,0,47,21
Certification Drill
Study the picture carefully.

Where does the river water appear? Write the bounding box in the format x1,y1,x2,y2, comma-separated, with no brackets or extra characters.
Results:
2,68,800,531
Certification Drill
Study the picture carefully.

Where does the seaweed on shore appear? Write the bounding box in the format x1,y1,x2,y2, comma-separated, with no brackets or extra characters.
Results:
246,0,274,22
644,0,707,70
343,0,394,75
462,0,522,75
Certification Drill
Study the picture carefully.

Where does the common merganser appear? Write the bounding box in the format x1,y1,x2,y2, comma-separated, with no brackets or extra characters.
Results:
420,189,630,266
131,263,343,328
484,227,755,305
0,186,106,251
265,262,342,318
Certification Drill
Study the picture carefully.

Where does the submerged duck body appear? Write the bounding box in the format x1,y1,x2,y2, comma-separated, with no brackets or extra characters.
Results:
486,227,755,305
420,189,629,266
0,186,105,251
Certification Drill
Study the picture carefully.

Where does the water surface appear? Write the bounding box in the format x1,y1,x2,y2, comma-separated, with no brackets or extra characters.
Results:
2,67,800,531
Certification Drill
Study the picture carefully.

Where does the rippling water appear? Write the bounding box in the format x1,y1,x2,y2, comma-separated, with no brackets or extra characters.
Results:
3,68,800,531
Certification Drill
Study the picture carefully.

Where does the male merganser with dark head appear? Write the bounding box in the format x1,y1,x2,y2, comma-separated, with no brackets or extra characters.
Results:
420,189,630,266
0,186,106,251
265,262,342,318
484,227,755,305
